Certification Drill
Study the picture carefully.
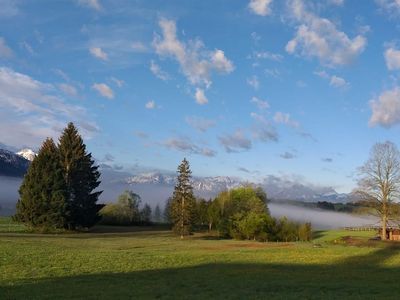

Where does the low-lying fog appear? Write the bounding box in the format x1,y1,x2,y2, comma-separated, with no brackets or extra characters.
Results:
0,176,377,229
269,203,376,229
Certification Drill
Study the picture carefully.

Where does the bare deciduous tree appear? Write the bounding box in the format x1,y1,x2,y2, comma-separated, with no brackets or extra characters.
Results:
356,141,400,240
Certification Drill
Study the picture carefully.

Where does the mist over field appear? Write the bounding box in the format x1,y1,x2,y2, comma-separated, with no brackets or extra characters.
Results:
0,174,375,229
269,203,376,229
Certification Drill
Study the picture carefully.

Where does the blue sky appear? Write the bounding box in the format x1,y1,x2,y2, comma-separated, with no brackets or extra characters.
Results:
1,0,400,192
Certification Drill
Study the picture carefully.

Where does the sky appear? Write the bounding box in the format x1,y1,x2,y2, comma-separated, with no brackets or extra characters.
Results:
1,0,400,193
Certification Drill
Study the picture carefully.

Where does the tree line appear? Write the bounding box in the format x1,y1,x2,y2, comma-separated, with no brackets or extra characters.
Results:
14,121,399,242
164,158,312,241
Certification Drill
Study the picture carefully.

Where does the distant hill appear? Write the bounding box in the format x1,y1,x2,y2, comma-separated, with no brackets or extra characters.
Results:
0,149,30,177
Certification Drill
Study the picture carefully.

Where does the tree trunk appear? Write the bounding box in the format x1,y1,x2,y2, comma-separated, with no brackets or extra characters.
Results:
208,222,212,232
382,214,387,241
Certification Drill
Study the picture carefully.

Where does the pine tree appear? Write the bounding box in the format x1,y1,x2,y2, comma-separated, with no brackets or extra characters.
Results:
170,158,195,238
15,138,67,229
140,204,152,225
154,204,162,223
58,122,101,229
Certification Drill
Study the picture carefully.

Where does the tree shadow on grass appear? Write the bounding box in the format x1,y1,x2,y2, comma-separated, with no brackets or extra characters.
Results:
2,245,400,299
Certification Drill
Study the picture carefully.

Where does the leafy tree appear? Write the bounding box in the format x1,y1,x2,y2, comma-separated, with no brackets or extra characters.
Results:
118,190,141,223
15,138,67,230
194,198,209,227
170,158,196,238
356,141,400,240
99,190,141,225
153,204,162,223
298,222,312,241
58,122,101,229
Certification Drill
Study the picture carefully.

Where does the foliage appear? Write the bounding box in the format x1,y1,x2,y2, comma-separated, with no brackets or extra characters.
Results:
15,138,67,230
58,122,102,229
170,158,196,237
298,222,313,241
99,190,152,226
206,186,311,242
14,123,102,231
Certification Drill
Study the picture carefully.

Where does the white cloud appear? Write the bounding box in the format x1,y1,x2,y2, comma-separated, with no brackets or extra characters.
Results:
250,113,279,142
58,83,78,96
0,67,97,148
78,0,101,11
150,60,170,81
281,152,296,159
250,96,269,110
211,49,234,73
314,70,348,88
376,0,400,17
195,88,208,105
251,51,283,62
0,37,13,58
20,41,35,55
92,83,114,99
89,47,108,61
249,0,273,16
145,100,156,109
153,18,234,102
286,0,366,66
0,0,19,18
219,129,252,153
247,75,260,90
131,41,147,52
369,87,400,128
274,112,300,128
384,47,400,70
163,137,216,157
110,77,124,87
329,75,348,88
329,0,344,5
185,116,216,132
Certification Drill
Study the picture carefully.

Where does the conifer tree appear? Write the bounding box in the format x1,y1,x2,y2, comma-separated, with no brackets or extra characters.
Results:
170,158,195,238
154,204,162,222
15,138,67,229
58,122,101,229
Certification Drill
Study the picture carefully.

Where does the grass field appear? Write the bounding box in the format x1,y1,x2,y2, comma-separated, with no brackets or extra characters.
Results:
1,217,400,299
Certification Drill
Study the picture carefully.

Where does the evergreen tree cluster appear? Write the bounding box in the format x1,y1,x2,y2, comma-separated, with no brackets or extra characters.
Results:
15,123,101,230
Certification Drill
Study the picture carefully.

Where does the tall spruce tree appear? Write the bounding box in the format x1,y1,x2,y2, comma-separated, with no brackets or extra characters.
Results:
58,122,101,229
154,204,162,223
15,138,67,229
170,158,195,238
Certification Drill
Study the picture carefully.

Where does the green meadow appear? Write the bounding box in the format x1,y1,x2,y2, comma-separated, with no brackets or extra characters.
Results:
1,217,400,299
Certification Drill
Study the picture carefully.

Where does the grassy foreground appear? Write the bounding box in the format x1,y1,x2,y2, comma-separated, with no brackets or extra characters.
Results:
1,218,400,299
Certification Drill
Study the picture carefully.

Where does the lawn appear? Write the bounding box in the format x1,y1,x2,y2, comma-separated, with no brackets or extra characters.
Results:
1,217,400,299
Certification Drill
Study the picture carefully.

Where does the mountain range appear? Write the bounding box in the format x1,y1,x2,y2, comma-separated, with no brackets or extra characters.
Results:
0,147,350,215
0,149,31,177
124,172,349,203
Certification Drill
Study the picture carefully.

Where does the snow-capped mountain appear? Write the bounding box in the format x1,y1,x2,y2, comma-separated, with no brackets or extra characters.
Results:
126,172,176,185
124,172,349,202
16,149,37,161
126,172,243,193
0,149,30,177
